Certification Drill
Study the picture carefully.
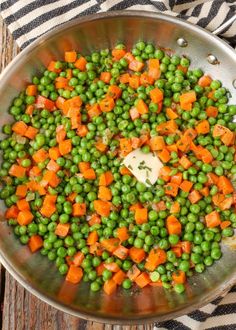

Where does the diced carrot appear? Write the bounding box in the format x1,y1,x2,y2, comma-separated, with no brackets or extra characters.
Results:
103,279,117,295
145,248,167,271
166,107,178,119
148,59,161,80
127,265,141,281
95,140,107,152
135,272,151,288
116,227,129,242
26,84,37,96
32,148,48,163
198,75,212,87
67,192,77,203
172,270,186,284
112,48,126,60
135,208,148,225
180,180,193,193
207,172,219,186
94,200,111,217
218,176,234,195
40,204,56,218
188,190,202,204
66,265,83,284
166,215,181,235
221,130,234,146
16,185,28,198
150,88,163,103
131,137,140,150
196,120,210,134
59,139,72,156
73,252,85,267
159,166,172,182
65,51,77,63
87,231,98,246
49,147,61,160
220,221,231,230
113,245,129,260
156,120,178,135
119,73,130,84
112,270,126,285
212,124,228,137
62,96,82,116
206,106,218,118
99,96,115,112
140,72,154,86
78,162,90,174
83,168,96,180
24,126,38,139
171,173,183,185
12,121,28,136
129,60,144,72
129,247,146,263
156,201,167,211
17,199,30,211
136,99,148,114
55,96,66,110
17,210,34,226
100,72,111,83
181,241,191,254
98,186,112,201
88,214,101,226
205,211,221,228
219,197,233,210
99,171,113,186
158,148,171,163
55,223,70,237
29,166,41,178
88,103,101,118
149,136,165,151
55,77,68,89
74,56,87,70
28,235,43,253
107,85,122,99
96,263,106,276
9,164,26,178
123,52,135,63
25,105,34,115
5,205,19,219
129,75,140,89
165,183,179,197
119,138,132,156
42,170,60,188
201,147,214,164
170,201,180,214
177,65,188,74
129,202,143,212
200,187,209,197
179,155,192,169
101,238,120,253
171,246,182,258
56,126,66,143
90,242,103,256
36,95,55,111
72,203,86,216
179,91,196,110
46,159,60,172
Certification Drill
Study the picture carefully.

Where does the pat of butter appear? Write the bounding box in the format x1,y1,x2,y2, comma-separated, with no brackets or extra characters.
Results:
123,148,163,186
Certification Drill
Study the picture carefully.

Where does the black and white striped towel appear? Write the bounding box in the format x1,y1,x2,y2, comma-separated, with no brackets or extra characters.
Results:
1,1,236,329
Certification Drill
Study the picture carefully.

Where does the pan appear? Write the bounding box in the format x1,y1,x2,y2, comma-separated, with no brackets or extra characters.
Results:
0,11,236,324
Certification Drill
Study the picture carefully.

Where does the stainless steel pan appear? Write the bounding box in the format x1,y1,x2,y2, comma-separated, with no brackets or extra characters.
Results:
0,11,236,324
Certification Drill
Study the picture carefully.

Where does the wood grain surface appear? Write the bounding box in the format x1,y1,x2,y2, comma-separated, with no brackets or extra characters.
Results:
0,16,154,330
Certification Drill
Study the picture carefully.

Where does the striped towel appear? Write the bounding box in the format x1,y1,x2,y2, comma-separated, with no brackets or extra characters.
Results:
1,1,236,329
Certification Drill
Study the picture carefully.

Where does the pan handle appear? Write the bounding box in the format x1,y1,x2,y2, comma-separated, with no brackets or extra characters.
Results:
212,13,236,36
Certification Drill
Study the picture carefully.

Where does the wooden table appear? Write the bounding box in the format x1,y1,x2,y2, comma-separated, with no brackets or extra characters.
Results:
0,17,153,330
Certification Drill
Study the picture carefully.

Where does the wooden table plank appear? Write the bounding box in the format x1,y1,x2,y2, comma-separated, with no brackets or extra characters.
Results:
0,16,154,330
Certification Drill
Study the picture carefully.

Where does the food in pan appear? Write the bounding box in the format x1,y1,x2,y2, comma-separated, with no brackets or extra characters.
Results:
0,41,235,295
